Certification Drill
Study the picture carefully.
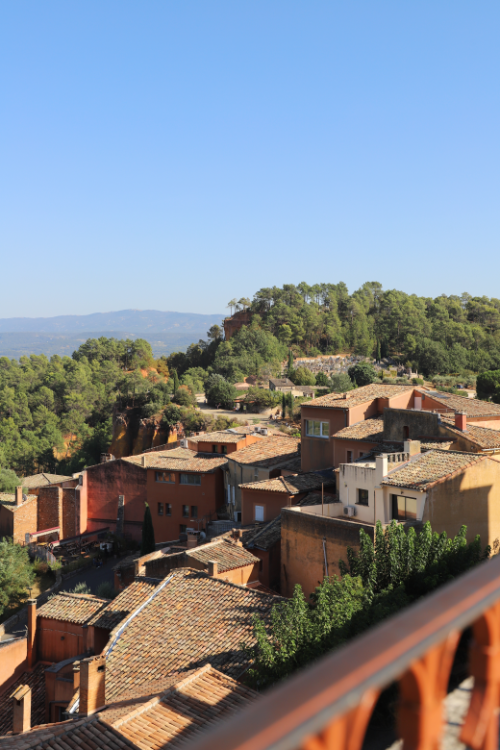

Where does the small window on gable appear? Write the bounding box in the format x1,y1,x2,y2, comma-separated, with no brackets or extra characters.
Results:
346,451,353,463
158,502,164,516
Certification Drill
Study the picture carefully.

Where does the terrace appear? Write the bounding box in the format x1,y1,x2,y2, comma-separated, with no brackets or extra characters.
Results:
186,551,500,750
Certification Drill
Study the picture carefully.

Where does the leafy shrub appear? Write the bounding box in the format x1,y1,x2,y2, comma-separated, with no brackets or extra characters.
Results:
96,582,118,599
67,582,91,594
33,560,49,575
412,377,424,385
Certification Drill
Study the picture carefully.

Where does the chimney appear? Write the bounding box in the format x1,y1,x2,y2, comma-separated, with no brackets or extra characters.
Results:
27,600,37,669
79,655,106,716
73,662,81,692
455,412,467,432
15,486,23,506
404,440,421,457
375,455,388,486
207,560,218,577
10,685,31,734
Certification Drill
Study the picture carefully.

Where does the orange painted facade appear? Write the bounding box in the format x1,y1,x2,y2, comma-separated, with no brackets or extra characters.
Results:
37,617,89,663
187,434,261,454
301,390,416,472
147,467,225,541
241,487,301,526
0,638,27,693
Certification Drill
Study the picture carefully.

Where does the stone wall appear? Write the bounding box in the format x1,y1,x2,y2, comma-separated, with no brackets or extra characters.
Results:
383,408,439,442
281,507,375,599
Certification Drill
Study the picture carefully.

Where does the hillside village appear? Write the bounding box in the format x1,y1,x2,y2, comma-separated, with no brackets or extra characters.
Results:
2,291,500,747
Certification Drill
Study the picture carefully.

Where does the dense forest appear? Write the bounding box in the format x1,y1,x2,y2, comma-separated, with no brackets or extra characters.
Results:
1,281,500,482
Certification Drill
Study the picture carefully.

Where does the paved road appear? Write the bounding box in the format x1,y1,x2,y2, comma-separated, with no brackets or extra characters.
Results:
60,557,115,595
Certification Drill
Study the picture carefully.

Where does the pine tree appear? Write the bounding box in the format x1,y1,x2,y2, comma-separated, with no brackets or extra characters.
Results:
287,391,294,417
141,503,156,555
281,392,286,417
288,350,294,375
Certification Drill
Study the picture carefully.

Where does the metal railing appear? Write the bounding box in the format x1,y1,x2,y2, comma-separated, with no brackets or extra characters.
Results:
185,552,500,750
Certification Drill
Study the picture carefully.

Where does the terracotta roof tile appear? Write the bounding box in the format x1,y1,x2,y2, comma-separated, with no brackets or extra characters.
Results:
37,593,109,625
88,578,160,630
440,417,500,450
104,569,279,701
418,389,500,417
186,540,259,573
20,473,73,488
0,716,139,750
187,431,257,445
108,666,257,750
124,451,227,473
333,417,384,442
305,384,413,409
0,494,37,509
0,662,46,736
239,472,330,494
227,437,299,467
381,450,486,490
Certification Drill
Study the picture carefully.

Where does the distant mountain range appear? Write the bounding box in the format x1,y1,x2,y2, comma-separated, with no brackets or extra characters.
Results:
0,310,225,359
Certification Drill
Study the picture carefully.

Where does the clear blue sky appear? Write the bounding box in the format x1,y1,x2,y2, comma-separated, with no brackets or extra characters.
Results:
1,2,499,318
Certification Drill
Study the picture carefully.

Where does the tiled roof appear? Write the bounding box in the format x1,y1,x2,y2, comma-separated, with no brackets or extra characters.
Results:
440,416,500,450
187,431,256,445
421,440,454,451
418,389,500,417
0,667,257,750
0,716,138,750
227,437,299,467
269,378,294,387
37,593,109,625
381,450,486,490
20,473,73,488
0,494,37,509
88,578,160,630
239,472,329,494
186,540,259,573
109,666,257,750
333,417,384,442
124,451,227,473
0,662,46,736
304,384,413,409
104,569,279,701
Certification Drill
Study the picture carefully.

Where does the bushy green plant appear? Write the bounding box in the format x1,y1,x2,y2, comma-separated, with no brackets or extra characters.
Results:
247,521,488,689
67,582,91,594
0,539,36,617
96,582,118,599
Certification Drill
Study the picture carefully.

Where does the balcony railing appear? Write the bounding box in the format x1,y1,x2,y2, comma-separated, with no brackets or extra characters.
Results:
186,552,500,750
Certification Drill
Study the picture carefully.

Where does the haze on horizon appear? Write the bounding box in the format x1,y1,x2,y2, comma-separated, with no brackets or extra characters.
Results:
1,1,499,319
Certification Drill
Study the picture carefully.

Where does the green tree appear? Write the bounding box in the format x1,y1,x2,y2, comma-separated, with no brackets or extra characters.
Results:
205,374,237,408
476,370,500,403
0,468,21,493
329,373,354,392
291,367,316,386
171,369,180,394
161,404,182,431
141,503,156,555
0,539,35,617
315,372,329,387
347,363,377,386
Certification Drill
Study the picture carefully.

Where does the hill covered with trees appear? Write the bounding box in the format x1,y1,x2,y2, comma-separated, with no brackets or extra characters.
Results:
1,281,500,480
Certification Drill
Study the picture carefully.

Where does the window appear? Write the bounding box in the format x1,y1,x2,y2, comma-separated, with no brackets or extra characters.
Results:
182,505,190,518
180,524,187,534
191,505,198,518
305,420,330,438
166,503,172,516
157,502,164,516
346,451,353,463
155,471,175,483
221,445,227,454
180,474,201,486
212,445,218,453
403,426,410,440
391,494,417,521
357,489,369,506
254,505,264,522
